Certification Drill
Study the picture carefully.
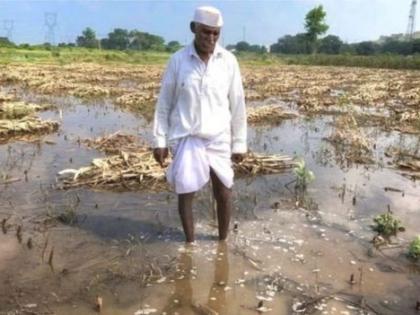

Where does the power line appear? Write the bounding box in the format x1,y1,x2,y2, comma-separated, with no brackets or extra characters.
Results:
44,12,57,45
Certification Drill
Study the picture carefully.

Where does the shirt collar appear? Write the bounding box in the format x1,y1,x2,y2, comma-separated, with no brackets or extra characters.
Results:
189,41,223,60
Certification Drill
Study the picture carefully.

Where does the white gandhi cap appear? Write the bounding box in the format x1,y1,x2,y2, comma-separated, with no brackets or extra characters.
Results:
193,6,223,28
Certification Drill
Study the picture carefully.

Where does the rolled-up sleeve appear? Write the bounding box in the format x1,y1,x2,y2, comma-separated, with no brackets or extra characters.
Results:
153,57,177,148
228,58,247,153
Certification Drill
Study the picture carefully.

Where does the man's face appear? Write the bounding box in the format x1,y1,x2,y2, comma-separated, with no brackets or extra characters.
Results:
193,23,220,54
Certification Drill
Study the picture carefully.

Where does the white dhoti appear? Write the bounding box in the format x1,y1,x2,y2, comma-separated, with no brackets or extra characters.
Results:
166,134,234,194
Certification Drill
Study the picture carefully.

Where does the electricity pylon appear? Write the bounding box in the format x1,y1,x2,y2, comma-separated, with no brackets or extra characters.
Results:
45,12,57,45
406,0,417,40
3,19,14,41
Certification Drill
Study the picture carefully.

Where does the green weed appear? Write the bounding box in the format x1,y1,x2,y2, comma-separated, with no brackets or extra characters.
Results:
408,236,420,260
294,159,315,190
370,212,405,239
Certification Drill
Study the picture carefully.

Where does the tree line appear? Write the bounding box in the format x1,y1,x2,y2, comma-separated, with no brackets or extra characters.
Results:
267,34,420,55
0,27,182,53
231,5,420,56
73,27,182,52
1,5,420,56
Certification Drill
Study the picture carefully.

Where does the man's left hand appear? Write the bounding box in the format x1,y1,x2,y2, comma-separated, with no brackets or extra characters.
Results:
231,153,245,164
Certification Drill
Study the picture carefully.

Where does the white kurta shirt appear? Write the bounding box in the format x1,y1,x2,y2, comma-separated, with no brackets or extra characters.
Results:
153,42,247,153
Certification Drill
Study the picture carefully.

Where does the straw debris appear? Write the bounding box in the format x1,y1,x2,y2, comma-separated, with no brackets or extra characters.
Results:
83,132,147,154
0,101,54,119
2,63,420,127
59,149,168,191
326,112,373,164
247,105,298,124
396,159,420,179
235,152,296,176
0,92,16,103
385,146,420,180
0,116,59,141
0,98,58,142
58,143,295,190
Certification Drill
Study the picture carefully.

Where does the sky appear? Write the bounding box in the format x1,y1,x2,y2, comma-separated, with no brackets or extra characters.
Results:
0,0,418,46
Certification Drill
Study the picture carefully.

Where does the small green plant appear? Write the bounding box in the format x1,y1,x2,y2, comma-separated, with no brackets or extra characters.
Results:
294,159,315,189
370,212,405,239
408,236,420,260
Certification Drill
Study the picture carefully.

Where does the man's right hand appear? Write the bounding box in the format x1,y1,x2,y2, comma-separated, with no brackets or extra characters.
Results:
153,147,169,167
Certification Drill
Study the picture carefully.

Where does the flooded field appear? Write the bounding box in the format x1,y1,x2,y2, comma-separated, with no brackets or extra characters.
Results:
0,63,419,315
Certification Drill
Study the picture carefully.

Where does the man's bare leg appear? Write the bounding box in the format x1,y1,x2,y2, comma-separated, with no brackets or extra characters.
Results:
210,169,232,241
178,192,195,243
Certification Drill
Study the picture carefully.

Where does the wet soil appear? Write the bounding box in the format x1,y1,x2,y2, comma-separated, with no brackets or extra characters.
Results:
0,78,419,315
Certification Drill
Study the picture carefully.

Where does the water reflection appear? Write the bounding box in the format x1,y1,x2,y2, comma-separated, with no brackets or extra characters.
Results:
207,242,229,314
161,242,230,315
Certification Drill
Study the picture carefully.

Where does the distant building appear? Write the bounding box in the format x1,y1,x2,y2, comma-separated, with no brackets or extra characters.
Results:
377,31,420,43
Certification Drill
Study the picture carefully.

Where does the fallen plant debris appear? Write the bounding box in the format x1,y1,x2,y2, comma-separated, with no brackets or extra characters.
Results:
58,149,167,191
58,147,295,190
0,91,16,102
325,111,373,165
326,129,372,163
83,131,147,154
247,105,298,124
115,91,156,120
385,146,420,180
396,159,420,180
0,116,59,142
0,101,54,119
1,63,420,131
0,97,58,143
234,152,296,176
0,63,162,120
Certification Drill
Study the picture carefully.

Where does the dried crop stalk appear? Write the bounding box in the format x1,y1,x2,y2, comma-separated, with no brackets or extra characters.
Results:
0,116,59,140
59,150,296,191
247,105,297,124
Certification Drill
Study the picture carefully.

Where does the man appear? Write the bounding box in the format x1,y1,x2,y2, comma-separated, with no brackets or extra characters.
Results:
153,6,247,243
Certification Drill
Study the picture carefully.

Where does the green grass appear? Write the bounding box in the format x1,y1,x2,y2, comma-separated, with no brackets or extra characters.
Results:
1,47,420,70
0,47,171,65
237,52,420,70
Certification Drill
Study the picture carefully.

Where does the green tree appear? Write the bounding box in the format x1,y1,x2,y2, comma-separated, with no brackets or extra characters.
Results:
319,35,343,54
0,37,15,47
380,39,413,55
270,34,310,54
225,44,235,51
166,40,182,52
19,43,31,49
236,41,251,52
304,5,329,53
355,41,378,55
355,41,379,56
76,27,98,48
340,43,356,54
250,44,267,53
228,41,266,53
102,28,130,50
129,30,165,51
412,39,420,54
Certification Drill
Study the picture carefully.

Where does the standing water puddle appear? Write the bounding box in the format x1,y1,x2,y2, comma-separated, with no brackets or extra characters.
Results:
0,95,419,315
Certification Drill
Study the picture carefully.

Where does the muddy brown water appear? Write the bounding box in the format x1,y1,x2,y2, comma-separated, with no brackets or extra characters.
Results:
0,92,419,315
